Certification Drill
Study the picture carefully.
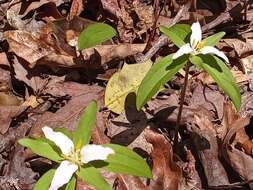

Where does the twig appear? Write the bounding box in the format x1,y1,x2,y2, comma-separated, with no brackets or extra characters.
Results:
137,1,191,62
139,2,235,62
202,12,232,32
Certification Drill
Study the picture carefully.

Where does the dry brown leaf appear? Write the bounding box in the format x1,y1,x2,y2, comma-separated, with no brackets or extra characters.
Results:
29,82,104,137
0,67,12,92
219,103,253,188
7,0,44,32
189,82,224,120
0,52,10,66
68,0,84,20
4,26,145,68
144,128,183,190
21,0,64,17
192,113,230,186
220,38,253,58
4,30,58,67
107,108,152,152
0,105,26,134
115,175,148,190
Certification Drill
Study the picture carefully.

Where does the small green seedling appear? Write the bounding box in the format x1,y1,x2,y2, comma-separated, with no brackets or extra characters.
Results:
19,101,152,190
137,21,241,112
78,23,116,50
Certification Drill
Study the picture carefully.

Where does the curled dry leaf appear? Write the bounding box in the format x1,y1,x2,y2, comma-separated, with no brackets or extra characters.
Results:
21,0,64,17
144,128,183,190
68,0,84,20
7,0,44,32
4,27,146,68
219,103,253,187
220,38,253,58
4,30,58,67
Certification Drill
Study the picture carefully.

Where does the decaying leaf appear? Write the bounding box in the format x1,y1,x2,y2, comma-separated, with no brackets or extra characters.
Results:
105,61,152,114
4,30,58,67
7,0,44,32
144,128,183,190
0,105,25,134
192,113,230,186
220,103,253,188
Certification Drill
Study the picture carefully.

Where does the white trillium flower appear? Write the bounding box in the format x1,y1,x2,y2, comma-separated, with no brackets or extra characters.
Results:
172,22,229,63
42,126,114,190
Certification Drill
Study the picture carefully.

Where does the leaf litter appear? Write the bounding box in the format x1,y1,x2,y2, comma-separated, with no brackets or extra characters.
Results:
1,0,253,189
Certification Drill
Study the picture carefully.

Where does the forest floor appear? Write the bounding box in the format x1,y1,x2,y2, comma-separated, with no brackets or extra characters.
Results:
1,0,253,189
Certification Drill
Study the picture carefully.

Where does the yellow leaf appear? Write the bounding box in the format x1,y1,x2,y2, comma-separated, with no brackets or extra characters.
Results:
105,60,152,114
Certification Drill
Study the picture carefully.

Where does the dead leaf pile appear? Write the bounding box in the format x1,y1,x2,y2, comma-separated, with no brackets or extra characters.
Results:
1,0,253,189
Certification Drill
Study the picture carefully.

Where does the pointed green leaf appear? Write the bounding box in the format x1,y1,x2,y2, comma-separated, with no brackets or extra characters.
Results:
190,55,241,111
65,175,76,190
136,54,188,110
98,144,152,178
33,169,55,190
18,138,62,162
78,23,116,50
202,32,225,47
73,101,97,149
77,165,112,190
160,24,191,48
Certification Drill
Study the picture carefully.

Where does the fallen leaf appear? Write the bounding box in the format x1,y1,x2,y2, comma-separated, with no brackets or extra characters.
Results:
192,113,230,186
4,30,58,67
115,175,148,190
7,0,44,32
144,128,183,190
68,0,84,20
0,52,10,66
0,105,26,134
29,82,104,137
105,61,152,114
189,82,225,120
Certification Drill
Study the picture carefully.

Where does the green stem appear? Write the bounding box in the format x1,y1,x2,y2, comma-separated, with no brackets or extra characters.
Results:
174,62,190,145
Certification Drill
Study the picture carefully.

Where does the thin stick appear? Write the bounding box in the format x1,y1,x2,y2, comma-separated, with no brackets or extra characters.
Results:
174,62,190,145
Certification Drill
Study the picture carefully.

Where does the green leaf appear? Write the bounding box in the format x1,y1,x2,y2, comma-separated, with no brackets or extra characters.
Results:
19,138,62,162
33,169,55,190
99,144,152,178
202,32,225,47
77,165,112,190
78,23,116,50
65,175,76,190
136,54,188,110
190,55,241,111
73,101,97,149
160,24,191,48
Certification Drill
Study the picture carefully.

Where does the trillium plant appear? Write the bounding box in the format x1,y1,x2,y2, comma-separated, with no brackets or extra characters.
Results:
19,101,152,190
136,21,241,142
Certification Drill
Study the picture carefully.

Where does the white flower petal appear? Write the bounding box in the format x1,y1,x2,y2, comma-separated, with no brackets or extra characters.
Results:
42,126,74,156
190,22,202,48
172,43,194,59
49,161,78,190
199,46,229,63
80,144,114,163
